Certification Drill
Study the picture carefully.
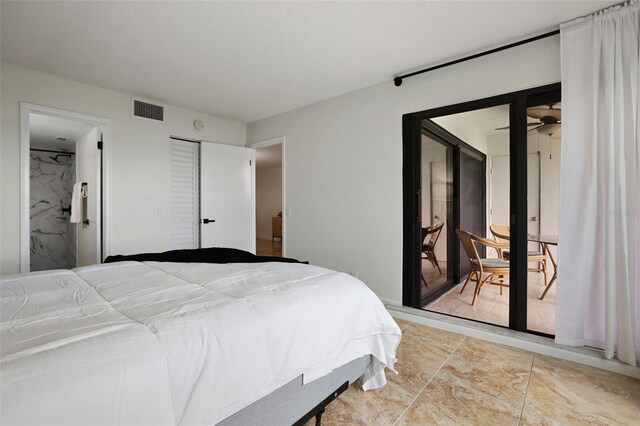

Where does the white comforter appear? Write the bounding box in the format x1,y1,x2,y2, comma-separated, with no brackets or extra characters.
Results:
1,261,401,425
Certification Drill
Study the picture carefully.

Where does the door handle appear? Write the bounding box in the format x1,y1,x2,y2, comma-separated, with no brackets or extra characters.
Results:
531,217,538,222
202,218,215,224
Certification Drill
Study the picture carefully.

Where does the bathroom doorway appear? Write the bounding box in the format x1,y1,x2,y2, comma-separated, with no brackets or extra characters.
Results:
20,104,112,272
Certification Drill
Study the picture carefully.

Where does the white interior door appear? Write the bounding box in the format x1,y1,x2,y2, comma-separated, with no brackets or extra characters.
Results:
490,154,540,250
75,127,101,267
200,142,255,253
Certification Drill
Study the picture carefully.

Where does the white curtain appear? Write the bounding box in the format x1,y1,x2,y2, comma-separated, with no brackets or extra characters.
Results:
557,1,640,366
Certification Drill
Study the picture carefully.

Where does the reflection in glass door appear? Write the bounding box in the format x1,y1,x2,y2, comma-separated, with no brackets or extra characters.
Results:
419,106,507,328
459,149,486,279
419,135,454,304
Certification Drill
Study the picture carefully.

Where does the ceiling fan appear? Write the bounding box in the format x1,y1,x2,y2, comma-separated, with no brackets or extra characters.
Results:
495,103,561,139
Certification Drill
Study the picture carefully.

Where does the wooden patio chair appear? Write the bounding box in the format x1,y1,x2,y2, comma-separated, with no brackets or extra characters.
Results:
456,229,510,306
489,224,548,285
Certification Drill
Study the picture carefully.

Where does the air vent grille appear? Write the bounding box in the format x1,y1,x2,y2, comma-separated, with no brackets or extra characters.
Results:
133,99,164,122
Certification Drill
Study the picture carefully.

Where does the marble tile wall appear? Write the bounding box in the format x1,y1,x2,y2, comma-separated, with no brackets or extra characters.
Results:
30,151,76,271
308,319,640,425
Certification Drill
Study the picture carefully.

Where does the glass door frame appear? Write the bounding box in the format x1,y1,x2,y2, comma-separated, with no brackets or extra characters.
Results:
417,121,487,307
402,83,561,334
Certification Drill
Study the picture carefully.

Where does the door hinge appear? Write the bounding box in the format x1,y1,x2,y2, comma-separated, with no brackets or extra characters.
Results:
250,160,252,166
97,141,103,150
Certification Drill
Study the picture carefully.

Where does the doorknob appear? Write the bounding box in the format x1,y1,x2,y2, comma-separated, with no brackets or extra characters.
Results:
531,217,538,222
202,218,215,224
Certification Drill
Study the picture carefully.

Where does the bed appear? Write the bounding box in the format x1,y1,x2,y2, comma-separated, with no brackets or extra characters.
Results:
0,248,401,425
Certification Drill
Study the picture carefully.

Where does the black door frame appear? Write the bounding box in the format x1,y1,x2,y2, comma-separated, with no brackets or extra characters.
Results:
402,83,561,334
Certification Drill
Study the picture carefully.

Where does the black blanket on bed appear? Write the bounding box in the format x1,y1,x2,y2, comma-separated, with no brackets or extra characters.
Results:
104,247,306,265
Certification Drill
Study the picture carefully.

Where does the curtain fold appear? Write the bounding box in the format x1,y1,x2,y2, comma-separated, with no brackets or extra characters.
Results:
557,0,640,366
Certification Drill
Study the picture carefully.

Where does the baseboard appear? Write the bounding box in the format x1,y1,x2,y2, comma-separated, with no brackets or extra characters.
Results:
386,304,640,379
379,297,402,306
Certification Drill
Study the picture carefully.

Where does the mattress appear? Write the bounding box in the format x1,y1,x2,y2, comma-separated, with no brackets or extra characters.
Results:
1,261,401,425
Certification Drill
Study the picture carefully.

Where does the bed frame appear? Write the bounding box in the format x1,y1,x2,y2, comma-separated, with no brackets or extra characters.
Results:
217,355,371,426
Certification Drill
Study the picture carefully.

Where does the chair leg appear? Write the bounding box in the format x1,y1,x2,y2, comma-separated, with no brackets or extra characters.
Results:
431,252,442,274
472,274,498,306
471,282,480,306
421,273,428,288
460,271,475,294
542,259,548,286
471,276,485,306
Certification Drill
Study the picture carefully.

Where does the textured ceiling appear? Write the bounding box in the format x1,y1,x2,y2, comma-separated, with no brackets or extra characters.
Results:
1,1,617,124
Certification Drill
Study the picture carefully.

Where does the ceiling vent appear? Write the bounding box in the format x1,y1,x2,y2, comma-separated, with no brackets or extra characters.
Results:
133,99,164,122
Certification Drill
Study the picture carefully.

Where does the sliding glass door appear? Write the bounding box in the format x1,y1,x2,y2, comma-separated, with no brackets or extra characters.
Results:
403,83,561,337
416,121,489,317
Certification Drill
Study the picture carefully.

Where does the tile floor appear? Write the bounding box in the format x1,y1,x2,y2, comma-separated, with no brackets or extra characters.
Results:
312,319,640,425
426,272,556,335
256,238,282,257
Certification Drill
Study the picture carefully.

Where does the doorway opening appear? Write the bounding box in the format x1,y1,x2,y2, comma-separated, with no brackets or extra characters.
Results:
253,141,284,257
20,104,111,272
403,84,561,337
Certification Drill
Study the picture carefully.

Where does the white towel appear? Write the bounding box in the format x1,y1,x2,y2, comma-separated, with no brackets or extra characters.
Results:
70,182,83,223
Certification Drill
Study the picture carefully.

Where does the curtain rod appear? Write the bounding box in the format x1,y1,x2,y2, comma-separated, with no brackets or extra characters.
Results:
393,29,560,87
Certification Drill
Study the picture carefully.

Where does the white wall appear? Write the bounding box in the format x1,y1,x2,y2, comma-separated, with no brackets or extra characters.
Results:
247,36,561,304
485,131,561,258
432,115,489,154
1,62,246,275
256,166,282,240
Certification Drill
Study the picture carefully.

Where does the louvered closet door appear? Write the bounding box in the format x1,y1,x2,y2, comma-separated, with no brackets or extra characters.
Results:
171,140,200,249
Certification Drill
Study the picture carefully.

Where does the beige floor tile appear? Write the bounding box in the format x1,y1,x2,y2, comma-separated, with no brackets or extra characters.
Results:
520,355,640,425
308,320,638,426
320,321,464,426
319,379,418,426
396,320,464,354
392,323,465,392
396,338,534,426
